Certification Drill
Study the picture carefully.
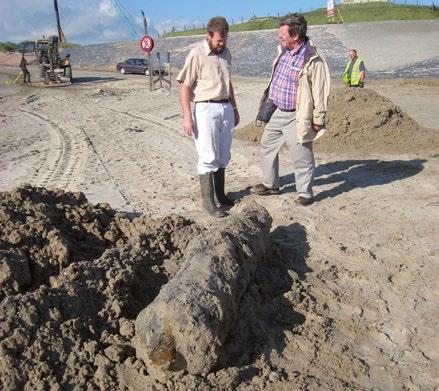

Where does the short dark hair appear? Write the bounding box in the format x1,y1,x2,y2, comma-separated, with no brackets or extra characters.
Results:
350,49,357,55
207,16,229,37
279,13,307,40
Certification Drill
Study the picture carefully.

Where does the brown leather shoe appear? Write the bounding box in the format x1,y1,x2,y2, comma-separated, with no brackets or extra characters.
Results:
295,196,313,206
251,183,280,196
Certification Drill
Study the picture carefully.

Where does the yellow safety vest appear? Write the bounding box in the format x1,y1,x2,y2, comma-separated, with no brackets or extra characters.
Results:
342,58,364,86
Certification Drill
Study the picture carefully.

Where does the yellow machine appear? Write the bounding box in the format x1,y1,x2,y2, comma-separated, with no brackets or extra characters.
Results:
35,35,72,83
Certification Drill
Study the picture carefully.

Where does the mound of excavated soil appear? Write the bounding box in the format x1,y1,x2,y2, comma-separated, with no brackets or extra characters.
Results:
0,185,201,390
0,186,372,390
235,87,438,155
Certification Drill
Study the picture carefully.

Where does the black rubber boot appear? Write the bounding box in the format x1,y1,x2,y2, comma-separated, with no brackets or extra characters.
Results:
213,168,234,206
199,173,226,218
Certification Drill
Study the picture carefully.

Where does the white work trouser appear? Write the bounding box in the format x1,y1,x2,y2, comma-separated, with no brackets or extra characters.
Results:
193,102,234,174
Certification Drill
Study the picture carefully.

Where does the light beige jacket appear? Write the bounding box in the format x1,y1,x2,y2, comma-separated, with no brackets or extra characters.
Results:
268,40,331,143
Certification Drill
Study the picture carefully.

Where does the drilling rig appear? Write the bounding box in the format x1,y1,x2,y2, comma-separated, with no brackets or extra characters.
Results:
53,0,66,42
33,1,71,83
35,35,72,83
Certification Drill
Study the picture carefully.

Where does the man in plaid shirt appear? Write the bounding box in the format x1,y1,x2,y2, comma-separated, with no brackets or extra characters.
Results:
269,41,307,111
252,13,330,205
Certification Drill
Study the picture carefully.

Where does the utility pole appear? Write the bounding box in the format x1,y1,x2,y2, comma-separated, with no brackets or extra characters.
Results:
53,0,64,42
141,9,152,90
141,9,148,35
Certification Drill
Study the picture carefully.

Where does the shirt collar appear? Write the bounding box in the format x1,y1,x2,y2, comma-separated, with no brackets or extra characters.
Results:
282,40,307,57
203,39,212,55
293,40,307,56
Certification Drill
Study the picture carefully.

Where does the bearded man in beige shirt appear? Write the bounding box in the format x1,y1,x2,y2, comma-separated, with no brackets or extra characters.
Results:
177,16,239,218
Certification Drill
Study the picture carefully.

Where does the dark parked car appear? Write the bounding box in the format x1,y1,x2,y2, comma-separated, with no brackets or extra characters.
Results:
116,58,167,76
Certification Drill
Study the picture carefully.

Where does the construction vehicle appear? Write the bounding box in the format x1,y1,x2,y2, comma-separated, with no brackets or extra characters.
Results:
35,35,73,84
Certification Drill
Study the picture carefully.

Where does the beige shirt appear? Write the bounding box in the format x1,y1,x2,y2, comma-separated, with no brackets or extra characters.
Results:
176,39,232,102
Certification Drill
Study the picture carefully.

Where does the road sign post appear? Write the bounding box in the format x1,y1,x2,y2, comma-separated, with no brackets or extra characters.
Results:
140,35,154,90
152,52,171,91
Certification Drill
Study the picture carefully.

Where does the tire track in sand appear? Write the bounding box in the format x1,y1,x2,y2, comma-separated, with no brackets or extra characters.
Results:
83,105,198,213
18,109,87,191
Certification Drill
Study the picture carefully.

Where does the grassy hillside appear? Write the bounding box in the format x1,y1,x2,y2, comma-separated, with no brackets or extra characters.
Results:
0,41,80,53
59,42,81,49
0,42,18,52
163,3,439,37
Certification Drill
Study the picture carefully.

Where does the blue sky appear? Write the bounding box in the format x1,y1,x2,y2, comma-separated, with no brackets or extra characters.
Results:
0,0,434,45
140,0,325,28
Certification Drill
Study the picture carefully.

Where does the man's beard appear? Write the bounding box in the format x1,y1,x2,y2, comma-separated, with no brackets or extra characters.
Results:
208,40,225,54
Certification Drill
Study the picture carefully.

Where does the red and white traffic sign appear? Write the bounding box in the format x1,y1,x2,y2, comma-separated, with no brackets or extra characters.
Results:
140,35,154,53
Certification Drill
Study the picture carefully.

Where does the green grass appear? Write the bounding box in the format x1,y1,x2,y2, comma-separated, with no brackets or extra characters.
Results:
59,42,81,49
0,41,80,52
163,3,439,37
0,42,18,52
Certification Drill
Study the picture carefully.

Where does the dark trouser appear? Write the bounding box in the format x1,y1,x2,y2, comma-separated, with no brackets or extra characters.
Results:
21,68,30,83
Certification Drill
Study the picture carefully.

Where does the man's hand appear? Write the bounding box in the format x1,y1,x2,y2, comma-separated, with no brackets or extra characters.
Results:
233,108,240,127
179,84,194,136
312,124,324,132
359,81,365,88
183,115,194,136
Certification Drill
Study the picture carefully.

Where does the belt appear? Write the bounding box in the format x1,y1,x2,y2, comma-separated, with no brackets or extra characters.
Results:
279,108,296,112
197,98,230,104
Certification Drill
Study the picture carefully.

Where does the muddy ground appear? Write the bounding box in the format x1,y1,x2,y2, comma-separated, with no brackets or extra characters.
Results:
0,67,438,390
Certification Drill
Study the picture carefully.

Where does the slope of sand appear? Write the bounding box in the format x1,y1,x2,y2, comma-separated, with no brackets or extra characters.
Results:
1,68,438,390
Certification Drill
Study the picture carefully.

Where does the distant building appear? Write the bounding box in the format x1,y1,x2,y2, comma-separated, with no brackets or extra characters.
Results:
341,0,388,3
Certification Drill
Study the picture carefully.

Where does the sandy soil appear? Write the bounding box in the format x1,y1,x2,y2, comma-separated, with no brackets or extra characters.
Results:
235,82,439,156
1,66,438,390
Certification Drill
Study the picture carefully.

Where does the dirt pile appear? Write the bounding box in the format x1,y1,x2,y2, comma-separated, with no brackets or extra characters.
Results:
235,87,438,155
0,185,201,390
319,86,437,154
0,186,349,390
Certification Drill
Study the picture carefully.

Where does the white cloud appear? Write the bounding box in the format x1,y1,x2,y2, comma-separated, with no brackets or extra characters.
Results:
98,0,118,18
0,0,139,44
155,19,205,35
0,1,205,44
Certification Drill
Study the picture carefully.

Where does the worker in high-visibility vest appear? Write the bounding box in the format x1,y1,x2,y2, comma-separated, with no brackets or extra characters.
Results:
342,49,366,88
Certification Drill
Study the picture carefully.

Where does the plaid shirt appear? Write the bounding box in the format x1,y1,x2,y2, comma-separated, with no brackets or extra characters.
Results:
269,41,308,111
